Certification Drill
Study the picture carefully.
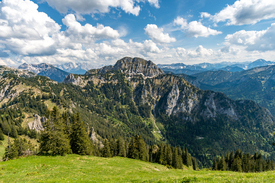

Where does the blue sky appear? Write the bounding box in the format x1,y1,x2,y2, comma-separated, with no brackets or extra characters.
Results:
0,0,275,67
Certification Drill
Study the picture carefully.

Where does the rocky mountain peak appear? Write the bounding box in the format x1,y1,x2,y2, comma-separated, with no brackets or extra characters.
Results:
86,57,165,78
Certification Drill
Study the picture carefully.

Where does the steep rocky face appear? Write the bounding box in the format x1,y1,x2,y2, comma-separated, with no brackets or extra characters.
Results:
28,114,46,132
86,57,165,78
63,74,84,85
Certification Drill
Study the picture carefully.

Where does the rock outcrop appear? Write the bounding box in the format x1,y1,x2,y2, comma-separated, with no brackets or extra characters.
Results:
28,114,46,132
86,57,165,78
63,74,84,85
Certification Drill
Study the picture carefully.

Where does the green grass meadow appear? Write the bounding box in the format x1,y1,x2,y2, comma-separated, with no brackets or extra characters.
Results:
0,154,275,182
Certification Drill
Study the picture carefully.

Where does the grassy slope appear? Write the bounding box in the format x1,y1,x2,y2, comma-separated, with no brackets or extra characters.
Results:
0,155,274,182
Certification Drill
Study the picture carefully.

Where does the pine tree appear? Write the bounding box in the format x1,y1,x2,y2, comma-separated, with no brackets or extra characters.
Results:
40,106,72,156
212,157,218,170
184,148,192,167
166,145,173,166
231,157,242,172
135,135,147,161
102,139,111,158
157,144,164,165
127,136,138,159
70,113,92,155
10,124,18,138
172,147,180,169
0,128,4,141
218,156,227,171
192,157,197,170
1,120,11,135
117,137,126,157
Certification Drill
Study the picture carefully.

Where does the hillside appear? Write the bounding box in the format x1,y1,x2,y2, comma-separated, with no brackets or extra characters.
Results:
0,57,275,167
1,155,275,182
187,65,275,116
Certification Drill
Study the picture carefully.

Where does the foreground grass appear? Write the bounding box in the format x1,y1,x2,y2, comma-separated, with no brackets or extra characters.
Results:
0,155,274,182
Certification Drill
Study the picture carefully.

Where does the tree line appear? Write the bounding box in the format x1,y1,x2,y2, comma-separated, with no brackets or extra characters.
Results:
3,106,197,170
212,149,275,172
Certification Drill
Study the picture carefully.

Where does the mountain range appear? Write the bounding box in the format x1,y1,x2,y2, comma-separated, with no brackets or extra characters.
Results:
158,59,275,75
1,57,274,167
54,62,98,75
178,65,275,116
18,63,69,82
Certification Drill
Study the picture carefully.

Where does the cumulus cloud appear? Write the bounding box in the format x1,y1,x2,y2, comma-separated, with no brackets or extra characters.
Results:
174,17,222,38
43,0,159,16
211,0,275,25
144,24,176,43
147,0,160,8
62,14,121,42
0,0,60,56
200,12,211,18
225,23,275,51
176,45,213,58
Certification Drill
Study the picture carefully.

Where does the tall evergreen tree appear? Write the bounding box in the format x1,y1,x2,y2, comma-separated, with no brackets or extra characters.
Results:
192,157,197,170
40,106,72,156
117,137,126,157
70,113,92,155
0,128,4,141
218,156,227,171
172,147,180,169
10,124,18,138
184,148,192,167
102,139,111,158
231,157,242,172
1,119,10,135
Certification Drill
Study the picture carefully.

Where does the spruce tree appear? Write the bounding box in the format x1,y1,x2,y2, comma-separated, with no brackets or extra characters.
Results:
10,125,18,138
1,120,10,135
70,113,92,155
117,137,126,157
212,158,218,170
0,128,4,141
184,148,192,167
231,157,242,172
136,135,147,161
192,157,197,170
127,136,138,159
166,145,173,166
40,106,72,156
102,139,111,158
218,156,227,171
172,147,180,169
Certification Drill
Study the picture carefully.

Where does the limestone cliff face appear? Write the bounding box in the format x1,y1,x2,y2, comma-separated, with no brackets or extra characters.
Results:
63,74,84,85
28,114,46,132
86,57,165,78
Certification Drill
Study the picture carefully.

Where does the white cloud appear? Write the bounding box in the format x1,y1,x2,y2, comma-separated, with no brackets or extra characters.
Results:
144,24,176,43
0,0,60,56
147,0,160,8
43,0,159,16
62,14,121,43
176,45,213,58
225,23,275,51
200,12,211,18
174,17,222,38
212,0,275,25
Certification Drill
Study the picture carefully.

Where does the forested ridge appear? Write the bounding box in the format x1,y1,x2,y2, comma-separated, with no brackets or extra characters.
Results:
0,57,275,169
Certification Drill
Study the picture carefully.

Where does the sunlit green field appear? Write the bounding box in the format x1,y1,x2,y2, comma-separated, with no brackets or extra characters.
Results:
0,154,274,182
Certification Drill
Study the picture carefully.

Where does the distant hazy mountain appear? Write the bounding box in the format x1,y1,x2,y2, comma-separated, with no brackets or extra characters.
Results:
158,59,274,74
55,62,97,75
18,63,69,82
218,66,244,72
